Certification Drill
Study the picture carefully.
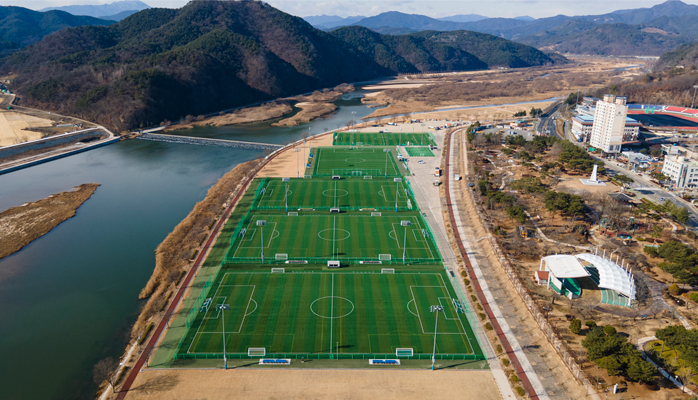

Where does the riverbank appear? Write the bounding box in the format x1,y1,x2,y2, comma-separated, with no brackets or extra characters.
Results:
0,183,99,262
165,102,294,130
272,102,337,126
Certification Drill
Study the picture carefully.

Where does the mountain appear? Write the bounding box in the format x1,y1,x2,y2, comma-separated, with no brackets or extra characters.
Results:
519,15,698,56
409,30,559,68
437,14,487,23
353,12,468,31
655,41,698,70
4,1,389,131
0,6,114,55
40,1,150,18
515,16,536,22
99,9,142,21
303,15,365,29
330,26,487,73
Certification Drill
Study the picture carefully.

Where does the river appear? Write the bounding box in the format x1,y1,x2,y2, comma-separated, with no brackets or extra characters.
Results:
0,92,374,400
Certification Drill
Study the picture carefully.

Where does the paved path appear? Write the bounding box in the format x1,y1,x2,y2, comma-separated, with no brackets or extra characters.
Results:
636,336,698,396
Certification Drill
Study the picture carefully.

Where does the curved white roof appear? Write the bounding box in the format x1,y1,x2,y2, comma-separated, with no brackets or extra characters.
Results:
576,253,636,300
542,254,589,278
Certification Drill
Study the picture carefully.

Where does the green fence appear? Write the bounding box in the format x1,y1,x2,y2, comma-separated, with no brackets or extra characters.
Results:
175,352,485,361
222,255,441,265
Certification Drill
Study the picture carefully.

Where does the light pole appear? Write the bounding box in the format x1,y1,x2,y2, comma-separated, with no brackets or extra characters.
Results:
296,146,300,178
217,303,231,369
394,177,402,212
692,85,698,109
282,177,290,212
401,220,411,264
430,305,443,370
421,123,425,146
384,148,391,178
351,111,356,131
257,220,267,262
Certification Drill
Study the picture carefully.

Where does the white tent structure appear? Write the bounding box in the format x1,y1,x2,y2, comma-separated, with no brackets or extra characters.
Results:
539,252,636,306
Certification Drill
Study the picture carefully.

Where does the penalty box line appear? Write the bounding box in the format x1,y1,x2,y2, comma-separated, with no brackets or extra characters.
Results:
409,285,469,336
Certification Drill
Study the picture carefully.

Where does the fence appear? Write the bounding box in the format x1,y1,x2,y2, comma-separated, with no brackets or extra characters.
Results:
175,351,485,361
222,255,441,265
446,268,484,349
457,132,600,396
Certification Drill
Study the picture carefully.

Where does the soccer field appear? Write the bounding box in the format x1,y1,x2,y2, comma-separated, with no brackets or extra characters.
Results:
252,178,416,211
333,132,436,147
225,214,440,264
405,147,435,157
177,271,483,359
310,147,402,177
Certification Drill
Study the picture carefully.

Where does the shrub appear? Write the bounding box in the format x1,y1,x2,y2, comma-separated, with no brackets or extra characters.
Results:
515,387,526,396
569,318,582,334
139,323,154,345
510,374,520,383
585,320,597,328
463,278,470,286
479,313,487,320
476,303,483,311
485,322,493,331
496,345,503,354
690,292,698,303
604,326,617,336
501,358,510,367
669,284,680,296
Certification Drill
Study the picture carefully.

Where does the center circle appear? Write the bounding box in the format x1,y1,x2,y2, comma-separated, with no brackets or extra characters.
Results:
310,296,355,319
344,157,366,163
318,228,351,241
322,189,349,198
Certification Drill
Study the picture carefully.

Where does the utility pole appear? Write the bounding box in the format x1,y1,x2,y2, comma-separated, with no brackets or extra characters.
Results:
394,178,402,212
282,177,290,212
384,148,390,179
257,220,267,262
217,304,230,369
401,220,411,264
430,305,443,370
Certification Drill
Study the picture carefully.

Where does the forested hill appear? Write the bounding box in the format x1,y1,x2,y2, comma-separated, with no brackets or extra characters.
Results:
331,26,559,71
3,1,389,131
0,6,114,56
655,42,698,70
3,1,564,132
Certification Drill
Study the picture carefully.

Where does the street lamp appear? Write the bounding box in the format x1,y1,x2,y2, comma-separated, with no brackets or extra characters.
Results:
351,111,356,131
256,220,267,262
217,304,231,369
430,305,444,370
692,85,698,109
393,178,402,212
384,148,391,178
401,220,411,264
296,146,300,178
282,177,290,212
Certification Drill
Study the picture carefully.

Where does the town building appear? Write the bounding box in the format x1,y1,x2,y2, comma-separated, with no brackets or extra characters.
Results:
589,94,629,154
662,146,698,189
571,114,640,143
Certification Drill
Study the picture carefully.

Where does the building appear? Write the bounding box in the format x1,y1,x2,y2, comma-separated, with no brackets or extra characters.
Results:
539,252,635,307
572,115,640,143
619,151,651,167
590,94,629,154
662,147,698,189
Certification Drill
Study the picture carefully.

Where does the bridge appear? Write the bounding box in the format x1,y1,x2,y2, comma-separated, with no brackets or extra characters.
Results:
135,133,283,151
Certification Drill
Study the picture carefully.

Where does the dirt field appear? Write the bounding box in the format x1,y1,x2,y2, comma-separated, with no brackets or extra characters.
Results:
123,369,501,400
257,132,333,178
0,183,99,263
0,111,54,146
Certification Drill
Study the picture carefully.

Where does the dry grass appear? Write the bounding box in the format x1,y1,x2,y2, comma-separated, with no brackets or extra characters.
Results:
165,102,293,130
0,183,99,261
132,158,263,337
272,102,337,126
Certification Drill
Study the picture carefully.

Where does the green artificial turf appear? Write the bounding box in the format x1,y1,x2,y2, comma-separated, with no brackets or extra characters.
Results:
405,147,435,157
252,178,417,211
333,132,436,147
310,147,402,177
177,270,482,359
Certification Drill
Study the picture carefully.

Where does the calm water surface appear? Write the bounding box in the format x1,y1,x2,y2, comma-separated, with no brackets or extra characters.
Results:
0,93,373,400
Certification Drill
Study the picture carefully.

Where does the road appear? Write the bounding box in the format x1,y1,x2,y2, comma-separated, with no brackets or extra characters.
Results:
598,160,698,230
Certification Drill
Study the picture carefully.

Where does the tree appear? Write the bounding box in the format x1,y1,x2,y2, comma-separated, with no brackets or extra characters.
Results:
585,320,597,328
570,318,582,334
626,357,656,383
651,224,663,238
669,283,680,296
604,325,617,336
615,174,633,191
93,357,119,394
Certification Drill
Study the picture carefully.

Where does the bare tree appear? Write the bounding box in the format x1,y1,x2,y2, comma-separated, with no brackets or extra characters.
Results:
93,357,119,394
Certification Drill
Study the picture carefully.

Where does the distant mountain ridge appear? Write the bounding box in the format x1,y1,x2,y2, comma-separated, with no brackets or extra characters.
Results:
4,1,562,132
40,0,150,18
0,6,114,56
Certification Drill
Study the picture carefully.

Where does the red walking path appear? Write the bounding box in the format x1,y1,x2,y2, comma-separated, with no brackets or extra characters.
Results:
443,129,540,399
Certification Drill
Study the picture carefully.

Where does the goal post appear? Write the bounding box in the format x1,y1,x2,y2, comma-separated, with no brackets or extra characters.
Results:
248,347,266,357
287,212,298,216
396,348,414,357
371,212,382,217
381,268,395,274
378,254,392,261
271,267,285,273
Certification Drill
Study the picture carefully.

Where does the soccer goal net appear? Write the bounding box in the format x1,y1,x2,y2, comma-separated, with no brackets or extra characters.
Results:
381,268,395,274
271,267,286,273
378,254,392,261
288,212,298,216
371,212,382,217
396,348,414,357
364,176,372,179
248,348,266,357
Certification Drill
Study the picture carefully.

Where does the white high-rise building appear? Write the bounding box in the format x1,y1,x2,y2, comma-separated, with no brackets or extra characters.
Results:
589,94,628,154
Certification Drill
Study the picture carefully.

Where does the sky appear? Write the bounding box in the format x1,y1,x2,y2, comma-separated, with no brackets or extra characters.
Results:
5,0,698,19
